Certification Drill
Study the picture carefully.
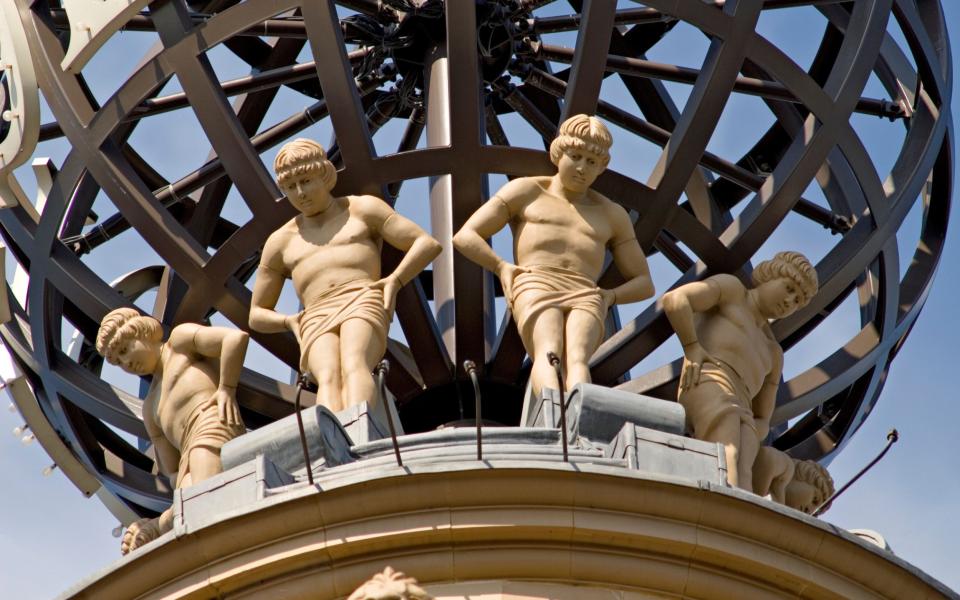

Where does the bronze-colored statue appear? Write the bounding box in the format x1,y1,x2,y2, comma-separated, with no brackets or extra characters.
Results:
662,251,818,491
453,115,654,396
250,139,441,411
96,308,248,554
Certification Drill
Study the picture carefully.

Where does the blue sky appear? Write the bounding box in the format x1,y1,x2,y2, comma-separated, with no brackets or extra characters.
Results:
1,2,958,597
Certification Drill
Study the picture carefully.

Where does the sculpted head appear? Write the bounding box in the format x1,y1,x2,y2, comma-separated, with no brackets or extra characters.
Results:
96,308,164,376
751,251,818,319
549,115,612,193
274,138,338,215
785,459,835,514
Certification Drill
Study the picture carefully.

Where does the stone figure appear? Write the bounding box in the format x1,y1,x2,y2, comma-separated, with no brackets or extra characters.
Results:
661,251,817,491
95,308,248,554
753,446,835,514
452,115,654,396
753,445,796,504
250,139,441,411
786,459,835,515
347,566,433,600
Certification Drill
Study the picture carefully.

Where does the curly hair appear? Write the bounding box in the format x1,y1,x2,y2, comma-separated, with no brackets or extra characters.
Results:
752,251,818,306
96,308,163,364
273,138,337,191
792,459,835,509
549,114,612,167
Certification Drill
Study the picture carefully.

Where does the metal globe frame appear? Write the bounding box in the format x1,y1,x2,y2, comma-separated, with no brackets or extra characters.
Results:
0,0,952,518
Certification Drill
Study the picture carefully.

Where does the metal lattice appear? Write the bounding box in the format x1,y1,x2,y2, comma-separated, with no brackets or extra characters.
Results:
0,0,952,517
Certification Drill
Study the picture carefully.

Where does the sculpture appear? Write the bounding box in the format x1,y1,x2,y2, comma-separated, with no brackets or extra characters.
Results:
661,251,817,490
347,566,433,600
786,459,835,515
753,445,796,504
452,115,654,396
95,308,248,553
249,139,441,411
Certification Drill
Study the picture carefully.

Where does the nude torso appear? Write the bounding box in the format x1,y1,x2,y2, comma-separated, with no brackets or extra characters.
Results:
144,346,221,450
695,294,779,396
267,196,381,304
508,177,616,280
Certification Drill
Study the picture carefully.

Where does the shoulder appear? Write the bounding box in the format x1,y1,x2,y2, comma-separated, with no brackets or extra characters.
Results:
493,176,544,201
595,193,630,221
707,273,748,302
347,194,391,214
347,194,394,225
263,218,297,248
167,323,201,354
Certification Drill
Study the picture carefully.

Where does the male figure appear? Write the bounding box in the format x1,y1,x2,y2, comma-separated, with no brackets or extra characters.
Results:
753,445,796,504
661,251,818,491
250,138,441,411
452,115,654,396
753,446,834,514
96,308,248,553
785,458,834,514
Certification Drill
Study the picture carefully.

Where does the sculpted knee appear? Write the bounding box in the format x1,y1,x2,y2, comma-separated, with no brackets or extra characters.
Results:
314,369,338,388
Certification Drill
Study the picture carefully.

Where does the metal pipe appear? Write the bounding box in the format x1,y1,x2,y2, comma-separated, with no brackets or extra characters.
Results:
812,429,899,516
530,41,905,121
376,360,403,467
464,360,482,460
546,351,568,462
294,373,314,485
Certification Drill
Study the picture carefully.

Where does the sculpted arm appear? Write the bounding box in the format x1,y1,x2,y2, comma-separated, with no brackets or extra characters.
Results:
366,196,442,286
169,324,248,427
662,275,741,390
452,196,512,273
453,180,531,298
249,237,296,334
604,203,654,306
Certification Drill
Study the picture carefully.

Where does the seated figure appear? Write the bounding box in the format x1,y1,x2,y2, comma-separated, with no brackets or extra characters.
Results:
96,308,248,554
453,115,654,397
250,138,441,411
661,251,818,491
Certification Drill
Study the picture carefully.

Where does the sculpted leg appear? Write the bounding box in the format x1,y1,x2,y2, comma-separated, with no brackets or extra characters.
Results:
738,422,760,493
679,384,743,488
305,332,343,411
528,308,565,397
564,309,603,389
339,318,386,409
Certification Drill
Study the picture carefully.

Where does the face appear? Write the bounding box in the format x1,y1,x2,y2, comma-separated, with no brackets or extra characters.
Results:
113,337,161,376
785,480,822,514
756,277,803,319
279,168,331,216
556,147,606,194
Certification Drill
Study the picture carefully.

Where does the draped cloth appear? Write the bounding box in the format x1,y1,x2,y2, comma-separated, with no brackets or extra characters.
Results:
508,264,606,354
176,402,244,488
298,280,389,372
679,359,759,442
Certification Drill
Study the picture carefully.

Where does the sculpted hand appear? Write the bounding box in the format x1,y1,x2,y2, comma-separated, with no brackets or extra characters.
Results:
496,262,528,301
679,341,717,392
599,288,616,310
212,387,242,427
285,311,302,346
370,274,401,315
121,518,161,555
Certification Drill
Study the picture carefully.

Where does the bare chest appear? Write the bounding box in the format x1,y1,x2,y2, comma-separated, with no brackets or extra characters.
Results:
518,198,611,242
282,217,374,266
